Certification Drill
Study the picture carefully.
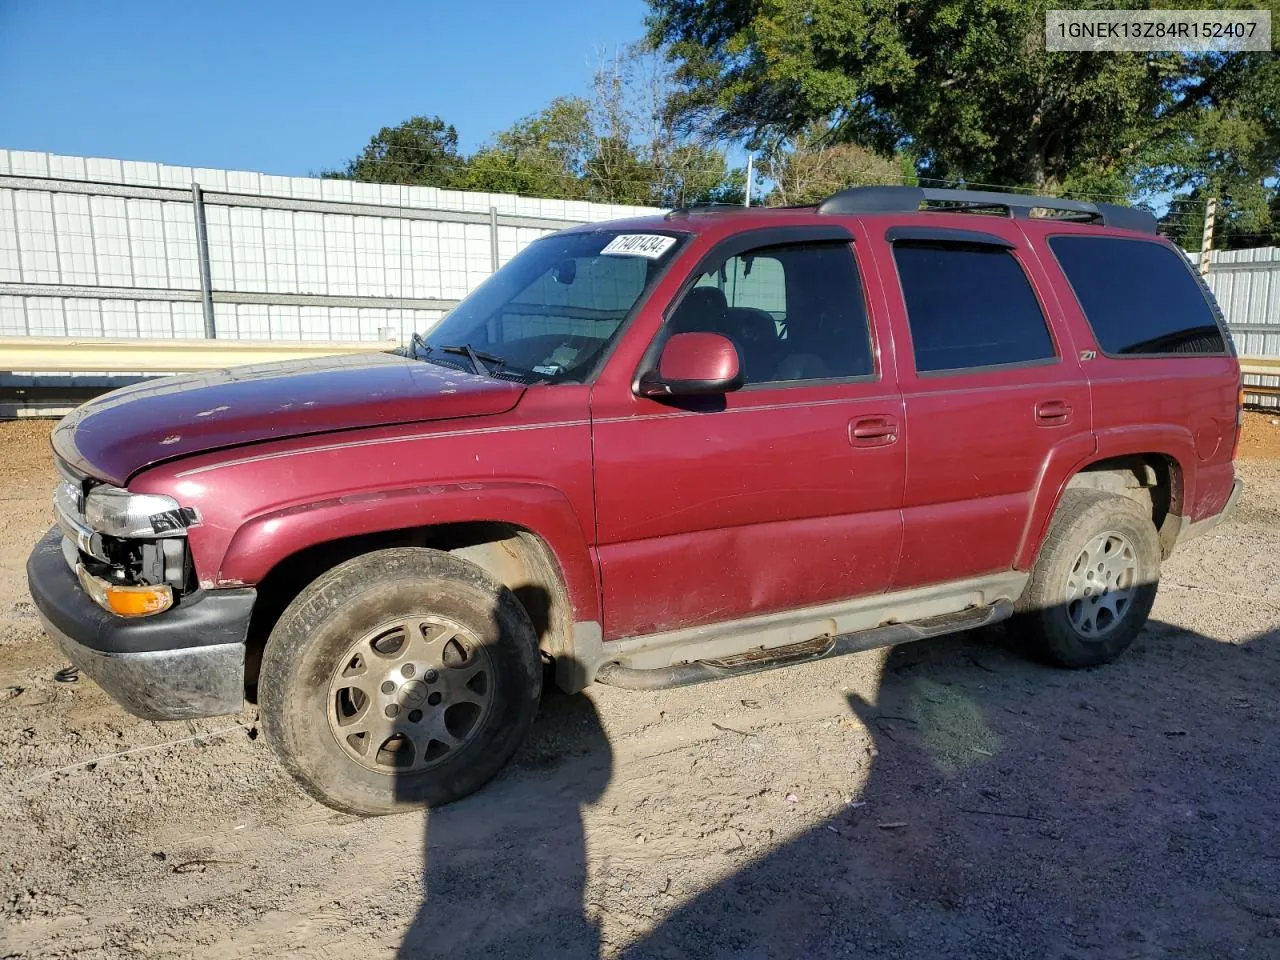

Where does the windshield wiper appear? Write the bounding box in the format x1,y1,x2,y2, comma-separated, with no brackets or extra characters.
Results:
438,343,506,377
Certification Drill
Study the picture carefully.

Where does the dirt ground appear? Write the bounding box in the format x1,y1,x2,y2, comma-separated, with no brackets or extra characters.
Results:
1236,409,1280,460
1,417,1278,960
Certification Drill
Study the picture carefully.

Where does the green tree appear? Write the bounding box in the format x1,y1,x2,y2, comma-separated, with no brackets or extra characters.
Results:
760,123,909,206
648,0,1280,230
1139,54,1280,249
325,115,466,187
460,47,747,206
662,144,746,205
1161,185,1280,252
460,97,595,198
587,43,746,205
328,47,748,206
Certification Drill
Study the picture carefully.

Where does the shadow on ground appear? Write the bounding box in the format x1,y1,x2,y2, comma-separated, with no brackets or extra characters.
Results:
396,684,613,959
397,619,1280,959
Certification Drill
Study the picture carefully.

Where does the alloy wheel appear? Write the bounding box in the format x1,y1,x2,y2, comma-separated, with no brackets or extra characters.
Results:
326,616,494,773
1065,531,1137,640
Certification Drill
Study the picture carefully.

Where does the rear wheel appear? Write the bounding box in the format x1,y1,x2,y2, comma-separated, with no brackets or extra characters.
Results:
259,548,542,816
1014,490,1161,667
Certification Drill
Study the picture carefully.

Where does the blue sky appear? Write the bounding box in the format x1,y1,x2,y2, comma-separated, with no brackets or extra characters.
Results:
0,0,652,175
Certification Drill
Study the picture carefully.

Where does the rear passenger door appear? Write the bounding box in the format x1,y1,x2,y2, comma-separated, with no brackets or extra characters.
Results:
591,229,906,640
873,221,1094,589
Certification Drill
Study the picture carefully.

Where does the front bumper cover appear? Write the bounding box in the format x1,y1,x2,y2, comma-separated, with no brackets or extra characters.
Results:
26,527,255,720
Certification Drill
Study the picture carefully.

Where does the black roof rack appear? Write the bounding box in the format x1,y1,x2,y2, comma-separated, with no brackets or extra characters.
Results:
663,202,818,219
815,186,1157,234
664,203,753,219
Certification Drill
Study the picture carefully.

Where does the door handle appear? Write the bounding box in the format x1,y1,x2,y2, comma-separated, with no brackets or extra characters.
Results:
849,416,899,447
1035,400,1072,425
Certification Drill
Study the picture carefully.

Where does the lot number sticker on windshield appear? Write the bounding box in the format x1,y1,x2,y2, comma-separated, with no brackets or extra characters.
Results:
600,234,677,259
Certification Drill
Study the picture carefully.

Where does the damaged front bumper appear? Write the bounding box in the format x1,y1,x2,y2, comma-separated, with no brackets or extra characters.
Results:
26,527,255,720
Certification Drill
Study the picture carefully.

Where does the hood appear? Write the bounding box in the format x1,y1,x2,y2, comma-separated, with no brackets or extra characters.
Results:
52,351,524,485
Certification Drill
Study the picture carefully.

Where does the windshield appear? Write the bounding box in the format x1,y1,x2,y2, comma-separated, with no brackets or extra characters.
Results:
415,228,686,382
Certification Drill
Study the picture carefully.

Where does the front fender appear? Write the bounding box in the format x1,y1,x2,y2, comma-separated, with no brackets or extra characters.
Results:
216,480,601,623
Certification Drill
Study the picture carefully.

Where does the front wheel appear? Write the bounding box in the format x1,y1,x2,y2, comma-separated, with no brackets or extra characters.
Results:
258,548,542,816
1014,490,1161,668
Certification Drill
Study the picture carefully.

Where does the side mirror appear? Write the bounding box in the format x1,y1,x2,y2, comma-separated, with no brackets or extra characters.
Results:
637,332,744,397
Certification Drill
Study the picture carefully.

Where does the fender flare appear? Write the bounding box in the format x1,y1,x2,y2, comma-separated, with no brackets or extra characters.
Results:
217,480,600,624
1014,425,1192,570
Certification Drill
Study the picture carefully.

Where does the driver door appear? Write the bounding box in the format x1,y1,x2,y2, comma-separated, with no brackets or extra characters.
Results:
590,229,906,640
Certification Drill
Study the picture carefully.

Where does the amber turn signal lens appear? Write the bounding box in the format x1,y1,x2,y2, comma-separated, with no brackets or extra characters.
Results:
76,565,173,618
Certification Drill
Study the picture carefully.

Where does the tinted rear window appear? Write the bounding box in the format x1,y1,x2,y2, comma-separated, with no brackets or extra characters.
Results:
1048,236,1226,356
893,242,1056,373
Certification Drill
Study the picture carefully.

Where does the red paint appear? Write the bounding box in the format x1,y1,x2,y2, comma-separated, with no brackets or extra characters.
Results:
655,332,741,385
855,214,1098,588
71,205,1238,643
591,380,906,637
53,351,522,486
131,386,601,623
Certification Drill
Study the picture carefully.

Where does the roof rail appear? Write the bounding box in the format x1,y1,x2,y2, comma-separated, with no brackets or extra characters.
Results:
664,203,753,220
815,186,1157,234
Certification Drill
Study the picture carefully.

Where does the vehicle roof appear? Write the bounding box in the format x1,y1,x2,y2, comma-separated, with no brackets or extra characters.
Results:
563,185,1166,246
564,206,824,238
567,206,1172,250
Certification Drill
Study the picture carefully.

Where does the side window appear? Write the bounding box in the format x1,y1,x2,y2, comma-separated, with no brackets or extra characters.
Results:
669,242,872,385
1048,236,1227,356
893,242,1056,374
694,254,787,326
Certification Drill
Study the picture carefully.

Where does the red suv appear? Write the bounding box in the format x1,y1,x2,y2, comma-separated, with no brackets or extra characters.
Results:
28,186,1242,815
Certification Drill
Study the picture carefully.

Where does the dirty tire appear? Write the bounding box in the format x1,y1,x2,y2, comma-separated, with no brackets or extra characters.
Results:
258,547,542,816
1014,490,1161,668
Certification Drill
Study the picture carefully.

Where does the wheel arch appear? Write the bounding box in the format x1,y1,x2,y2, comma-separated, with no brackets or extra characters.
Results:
1018,447,1188,569
236,493,597,696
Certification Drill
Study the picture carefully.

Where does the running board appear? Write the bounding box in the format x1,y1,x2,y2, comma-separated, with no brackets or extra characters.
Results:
595,600,1012,691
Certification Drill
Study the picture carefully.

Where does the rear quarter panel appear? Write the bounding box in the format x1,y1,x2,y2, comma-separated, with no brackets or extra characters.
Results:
1080,356,1237,522
1017,221,1240,550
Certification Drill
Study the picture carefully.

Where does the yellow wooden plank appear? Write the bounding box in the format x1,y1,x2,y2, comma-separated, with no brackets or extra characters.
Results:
1241,357,1280,377
0,337,395,374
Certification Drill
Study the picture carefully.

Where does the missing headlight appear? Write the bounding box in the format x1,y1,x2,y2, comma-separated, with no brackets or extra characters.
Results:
139,538,190,591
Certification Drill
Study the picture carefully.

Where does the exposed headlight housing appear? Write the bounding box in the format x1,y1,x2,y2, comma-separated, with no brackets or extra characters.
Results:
83,485,196,539
77,563,174,617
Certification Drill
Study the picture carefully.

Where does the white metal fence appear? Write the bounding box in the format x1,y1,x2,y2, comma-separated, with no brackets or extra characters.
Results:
0,150,660,345
1193,247,1280,407
1,149,1277,408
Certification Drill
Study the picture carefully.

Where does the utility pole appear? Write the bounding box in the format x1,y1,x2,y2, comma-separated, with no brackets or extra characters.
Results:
1199,197,1217,277
744,154,753,208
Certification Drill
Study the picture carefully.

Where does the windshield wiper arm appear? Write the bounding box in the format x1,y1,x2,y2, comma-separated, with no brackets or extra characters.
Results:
438,343,506,377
